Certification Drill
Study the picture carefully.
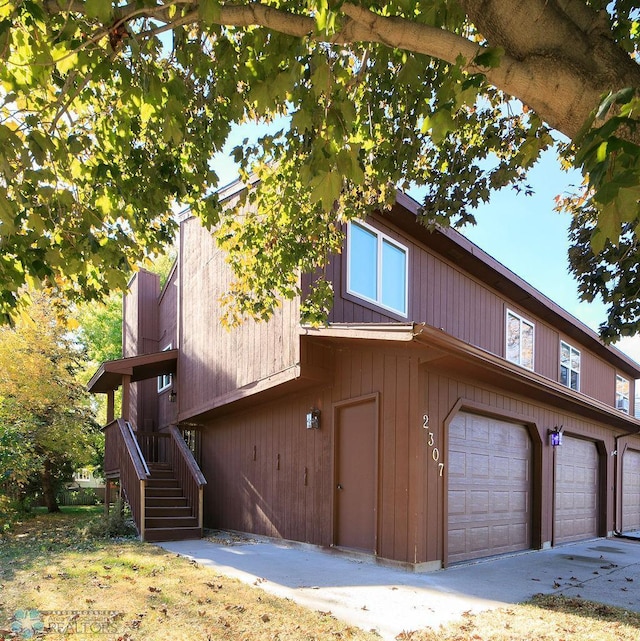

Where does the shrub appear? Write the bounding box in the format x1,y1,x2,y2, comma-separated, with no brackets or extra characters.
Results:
83,500,137,539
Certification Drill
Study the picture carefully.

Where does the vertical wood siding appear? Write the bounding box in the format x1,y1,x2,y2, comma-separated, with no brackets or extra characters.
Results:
123,270,160,429
201,388,334,546
158,268,178,430
178,217,300,420
195,335,632,566
328,214,625,413
200,341,425,564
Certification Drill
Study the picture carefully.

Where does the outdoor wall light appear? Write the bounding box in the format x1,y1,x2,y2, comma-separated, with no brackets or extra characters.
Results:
169,389,177,403
306,408,321,430
548,425,563,447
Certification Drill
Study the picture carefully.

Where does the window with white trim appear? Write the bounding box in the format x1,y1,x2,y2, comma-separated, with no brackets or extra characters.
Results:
347,220,408,316
157,344,173,393
506,309,534,370
560,341,580,391
616,374,630,413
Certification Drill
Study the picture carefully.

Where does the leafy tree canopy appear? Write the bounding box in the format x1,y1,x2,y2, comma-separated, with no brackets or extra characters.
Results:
76,294,123,364
0,292,100,512
0,1,639,339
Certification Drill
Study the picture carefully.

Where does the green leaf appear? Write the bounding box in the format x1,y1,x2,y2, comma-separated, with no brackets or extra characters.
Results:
596,141,608,163
473,47,505,69
199,0,221,25
311,60,332,95
85,0,113,23
310,171,342,211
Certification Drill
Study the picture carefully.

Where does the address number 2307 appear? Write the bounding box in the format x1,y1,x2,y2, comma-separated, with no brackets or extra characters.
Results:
423,414,444,477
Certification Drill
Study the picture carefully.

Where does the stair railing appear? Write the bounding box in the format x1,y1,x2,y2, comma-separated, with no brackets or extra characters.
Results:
103,418,149,540
168,425,207,533
136,430,170,464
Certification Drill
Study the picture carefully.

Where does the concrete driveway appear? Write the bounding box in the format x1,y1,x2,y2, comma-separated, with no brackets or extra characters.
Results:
159,534,640,640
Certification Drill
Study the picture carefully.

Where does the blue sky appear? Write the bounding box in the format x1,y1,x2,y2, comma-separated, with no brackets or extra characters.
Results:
210,127,640,365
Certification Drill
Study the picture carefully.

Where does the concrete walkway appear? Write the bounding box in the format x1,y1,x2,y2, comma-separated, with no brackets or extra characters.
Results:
159,534,640,640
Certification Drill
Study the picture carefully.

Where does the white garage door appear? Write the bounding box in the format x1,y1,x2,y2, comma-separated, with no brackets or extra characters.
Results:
448,412,532,564
554,436,598,543
622,448,640,533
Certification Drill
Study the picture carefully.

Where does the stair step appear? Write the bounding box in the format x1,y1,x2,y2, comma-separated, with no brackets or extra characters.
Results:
147,471,175,480
144,526,202,542
145,506,193,518
145,496,188,508
147,478,180,489
145,516,198,529
145,487,184,497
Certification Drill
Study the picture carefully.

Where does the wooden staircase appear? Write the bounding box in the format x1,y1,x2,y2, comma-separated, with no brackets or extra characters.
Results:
144,463,202,542
104,420,206,543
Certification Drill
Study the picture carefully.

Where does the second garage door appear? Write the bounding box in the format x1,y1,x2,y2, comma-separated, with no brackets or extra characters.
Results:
554,436,599,543
448,412,532,564
622,448,640,533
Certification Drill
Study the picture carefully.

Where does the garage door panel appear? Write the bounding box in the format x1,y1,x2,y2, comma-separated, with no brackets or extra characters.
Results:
469,419,490,443
448,412,532,563
554,436,598,544
470,453,490,478
622,449,640,533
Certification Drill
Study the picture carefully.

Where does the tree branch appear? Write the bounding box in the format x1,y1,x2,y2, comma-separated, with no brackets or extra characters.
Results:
40,0,638,141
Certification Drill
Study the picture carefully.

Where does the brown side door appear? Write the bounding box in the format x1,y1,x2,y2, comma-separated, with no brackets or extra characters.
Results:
334,397,378,552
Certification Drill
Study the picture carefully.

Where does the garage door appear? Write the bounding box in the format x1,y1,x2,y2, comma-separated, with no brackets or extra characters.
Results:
554,436,598,543
448,412,532,564
622,449,640,533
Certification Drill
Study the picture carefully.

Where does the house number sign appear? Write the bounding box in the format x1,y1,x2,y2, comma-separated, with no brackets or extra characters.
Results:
423,414,444,477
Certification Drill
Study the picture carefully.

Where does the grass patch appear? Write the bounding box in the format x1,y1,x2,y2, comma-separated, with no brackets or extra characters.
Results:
0,508,378,640
401,593,640,640
2,510,639,640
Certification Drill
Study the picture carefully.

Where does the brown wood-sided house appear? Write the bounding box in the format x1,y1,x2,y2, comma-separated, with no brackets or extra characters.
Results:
89,184,640,569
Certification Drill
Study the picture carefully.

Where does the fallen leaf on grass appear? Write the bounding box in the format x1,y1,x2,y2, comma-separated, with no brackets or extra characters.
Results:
261,613,270,622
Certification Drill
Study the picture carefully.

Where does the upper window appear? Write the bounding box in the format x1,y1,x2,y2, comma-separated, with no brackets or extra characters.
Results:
347,221,408,316
506,309,534,370
157,344,173,393
560,341,580,391
616,375,630,414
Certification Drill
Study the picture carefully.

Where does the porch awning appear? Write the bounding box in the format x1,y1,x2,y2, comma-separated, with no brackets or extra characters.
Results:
87,349,178,393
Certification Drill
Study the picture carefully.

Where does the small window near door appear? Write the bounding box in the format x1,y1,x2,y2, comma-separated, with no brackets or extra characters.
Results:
616,375,630,413
560,341,580,391
158,344,173,393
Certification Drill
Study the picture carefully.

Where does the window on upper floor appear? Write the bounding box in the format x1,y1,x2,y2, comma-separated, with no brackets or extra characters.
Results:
506,309,534,370
560,341,580,391
347,220,408,317
158,344,173,393
616,374,630,413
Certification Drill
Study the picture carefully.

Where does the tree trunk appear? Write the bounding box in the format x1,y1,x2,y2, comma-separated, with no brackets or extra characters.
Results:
41,459,60,513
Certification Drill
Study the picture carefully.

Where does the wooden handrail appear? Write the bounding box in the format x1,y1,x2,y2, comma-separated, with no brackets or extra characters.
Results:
103,418,149,539
168,425,207,487
120,420,149,481
167,425,207,533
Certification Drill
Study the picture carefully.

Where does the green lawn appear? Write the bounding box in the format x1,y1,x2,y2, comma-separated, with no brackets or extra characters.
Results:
1,508,639,640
